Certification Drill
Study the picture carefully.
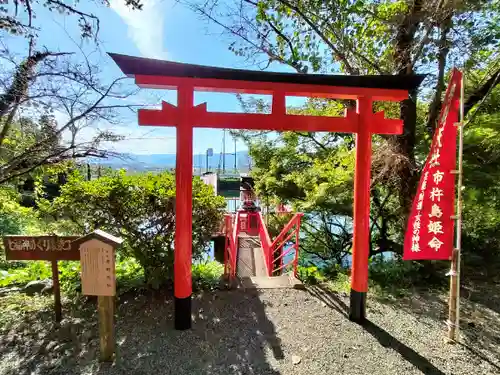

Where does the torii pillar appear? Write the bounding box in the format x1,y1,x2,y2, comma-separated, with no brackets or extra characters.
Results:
350,96,372,321
174,85,194,329
108,52,424,330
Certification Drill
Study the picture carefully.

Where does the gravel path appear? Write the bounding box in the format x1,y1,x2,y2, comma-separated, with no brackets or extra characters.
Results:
0,285,499,375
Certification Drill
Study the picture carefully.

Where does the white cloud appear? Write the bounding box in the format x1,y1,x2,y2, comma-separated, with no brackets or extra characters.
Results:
108,127,177,154
75,123,177,155
109,0,168,59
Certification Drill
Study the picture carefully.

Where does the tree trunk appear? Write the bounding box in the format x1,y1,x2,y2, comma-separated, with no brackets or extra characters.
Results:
391,91,418,215
0,51,52,147
426,17,451,135
389,0,424,215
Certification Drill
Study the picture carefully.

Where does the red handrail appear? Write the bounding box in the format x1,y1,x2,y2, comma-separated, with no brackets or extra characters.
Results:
257,212,273,275
272,213,302,277
224,212,240,280
232,212,240,275
225,211,303,279
270,213,302,248
256,212,303,277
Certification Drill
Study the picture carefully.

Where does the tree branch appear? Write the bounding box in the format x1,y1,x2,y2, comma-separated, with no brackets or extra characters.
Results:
187,2,303,73
297,132,328,151
464,66,500,116
264,18,304,73
0,50,72,144
46,0,100,38
275,0,356,74
0,104,19,148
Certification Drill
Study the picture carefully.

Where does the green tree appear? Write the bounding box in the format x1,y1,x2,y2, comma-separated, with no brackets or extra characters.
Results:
38,171,226,287
460,63,500,262
187,1,500,269
0,0,143,184
187,0,500,214
0,188,40,236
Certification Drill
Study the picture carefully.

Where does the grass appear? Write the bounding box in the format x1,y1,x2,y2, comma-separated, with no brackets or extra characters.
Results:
0,257,225,330
297,258,447,298
0,293,54,329
0,257,225,296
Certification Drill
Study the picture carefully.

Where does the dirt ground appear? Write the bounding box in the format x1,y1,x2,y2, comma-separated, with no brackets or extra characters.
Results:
0,282,499,375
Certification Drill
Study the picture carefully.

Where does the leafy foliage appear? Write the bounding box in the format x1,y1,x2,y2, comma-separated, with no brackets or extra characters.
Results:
0,261,51,287
0,187,41,236
0,257,225,297
37,170,226,288
192,261,225,291
296,265,324,285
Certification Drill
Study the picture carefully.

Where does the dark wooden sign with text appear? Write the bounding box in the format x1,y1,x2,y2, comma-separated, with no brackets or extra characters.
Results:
3,235,81,323
3,236,80,261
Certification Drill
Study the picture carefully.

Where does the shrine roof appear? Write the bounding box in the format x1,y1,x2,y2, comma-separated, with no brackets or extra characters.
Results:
109,53,425,92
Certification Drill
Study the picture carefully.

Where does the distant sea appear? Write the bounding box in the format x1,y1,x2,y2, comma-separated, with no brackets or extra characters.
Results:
88,151,251,173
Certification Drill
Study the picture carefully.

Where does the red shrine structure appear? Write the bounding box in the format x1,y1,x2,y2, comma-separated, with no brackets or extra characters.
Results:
110,53,424,330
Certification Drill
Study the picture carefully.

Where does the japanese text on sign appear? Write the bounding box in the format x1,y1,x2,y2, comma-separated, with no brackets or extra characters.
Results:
80,239,116,296
3,236,80,261
403,69,462,261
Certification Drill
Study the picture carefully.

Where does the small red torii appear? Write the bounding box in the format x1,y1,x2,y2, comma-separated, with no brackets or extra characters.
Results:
110,53,424,330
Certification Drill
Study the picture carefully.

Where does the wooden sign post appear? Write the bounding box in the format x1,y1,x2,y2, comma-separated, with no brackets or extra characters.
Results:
73,230,122,362
2,235,80,322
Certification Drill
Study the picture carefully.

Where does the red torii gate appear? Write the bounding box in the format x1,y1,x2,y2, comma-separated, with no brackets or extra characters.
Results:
110,53,424,330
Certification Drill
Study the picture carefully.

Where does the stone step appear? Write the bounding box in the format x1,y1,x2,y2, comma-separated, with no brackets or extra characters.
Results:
236,235,259,278
240,274,304,290
253,247,268,277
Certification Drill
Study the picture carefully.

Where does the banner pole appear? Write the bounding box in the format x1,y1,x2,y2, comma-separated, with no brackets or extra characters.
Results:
448,74,465,342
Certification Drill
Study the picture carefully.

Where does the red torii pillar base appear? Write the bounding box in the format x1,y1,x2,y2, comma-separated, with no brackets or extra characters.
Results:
174,297,192,330
349,291,366,322
349,97,372,323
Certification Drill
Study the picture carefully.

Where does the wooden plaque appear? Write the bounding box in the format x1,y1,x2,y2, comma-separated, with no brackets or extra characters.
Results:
80,239,116,296
3,236,80,261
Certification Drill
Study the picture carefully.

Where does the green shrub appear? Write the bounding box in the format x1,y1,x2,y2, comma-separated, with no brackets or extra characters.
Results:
0,188,43,237
0,261,52,287
59,261,82,294
297,265,323,284
115,257,146,294
368,257,432,296
0,187,48,269
192,261,224,291
38,170,226,288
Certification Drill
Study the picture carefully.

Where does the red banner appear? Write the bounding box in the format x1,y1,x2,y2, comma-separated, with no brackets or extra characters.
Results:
403,69,462,260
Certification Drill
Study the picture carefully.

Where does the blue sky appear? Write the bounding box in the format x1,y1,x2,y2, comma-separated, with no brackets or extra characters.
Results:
9,0,301,155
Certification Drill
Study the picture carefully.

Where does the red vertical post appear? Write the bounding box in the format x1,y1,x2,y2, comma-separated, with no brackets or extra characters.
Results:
174,84,194,330
350,96,373,323
224,215,230,277
293,215,301,278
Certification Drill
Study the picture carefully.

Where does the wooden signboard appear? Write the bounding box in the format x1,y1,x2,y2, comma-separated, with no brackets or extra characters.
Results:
80,239,116,296
74,230,122,362
3,236,80,261
2,235,80,323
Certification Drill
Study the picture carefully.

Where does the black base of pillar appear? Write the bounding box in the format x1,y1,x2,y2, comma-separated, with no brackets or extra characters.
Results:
174,295,192,330
349,289,366,323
